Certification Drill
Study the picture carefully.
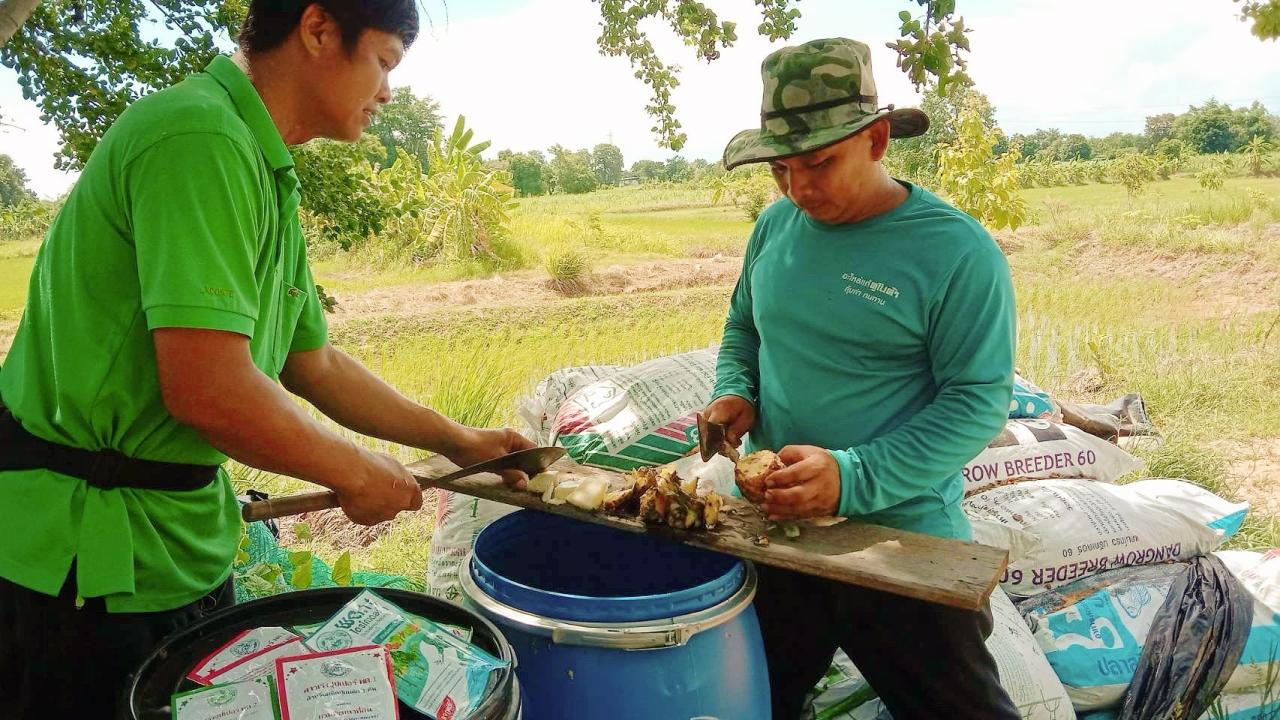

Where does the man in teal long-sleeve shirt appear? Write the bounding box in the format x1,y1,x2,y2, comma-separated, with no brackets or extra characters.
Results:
704,39,1020,719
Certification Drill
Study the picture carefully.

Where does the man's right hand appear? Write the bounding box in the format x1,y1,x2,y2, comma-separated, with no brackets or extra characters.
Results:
335,452,423,526
704,395,756,448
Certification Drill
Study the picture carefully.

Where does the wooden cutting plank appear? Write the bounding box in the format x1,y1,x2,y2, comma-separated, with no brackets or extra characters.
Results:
409,455,1008,611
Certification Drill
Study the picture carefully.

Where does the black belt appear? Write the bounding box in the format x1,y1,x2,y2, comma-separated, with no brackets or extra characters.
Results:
0,405,219,491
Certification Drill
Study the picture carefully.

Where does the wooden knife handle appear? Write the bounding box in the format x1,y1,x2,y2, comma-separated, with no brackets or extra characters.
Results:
241,490,341,522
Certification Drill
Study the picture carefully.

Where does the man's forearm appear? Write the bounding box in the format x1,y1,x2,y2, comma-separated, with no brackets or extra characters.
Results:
280,344,471,457
154,338,372,495
830,380,1010,517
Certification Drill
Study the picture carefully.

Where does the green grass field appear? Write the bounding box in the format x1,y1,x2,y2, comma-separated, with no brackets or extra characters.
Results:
1,174,1277,579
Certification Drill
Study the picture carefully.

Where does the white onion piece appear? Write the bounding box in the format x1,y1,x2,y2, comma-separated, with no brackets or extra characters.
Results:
566,477,609,511
527,471,558,495
551,479,582,501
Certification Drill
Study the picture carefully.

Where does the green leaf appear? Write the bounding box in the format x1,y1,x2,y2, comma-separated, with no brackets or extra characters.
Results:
252,563,282,583
288,550,312,567
238,572,275,596
291,561,313,590
332,552,353,587
293,522,313,541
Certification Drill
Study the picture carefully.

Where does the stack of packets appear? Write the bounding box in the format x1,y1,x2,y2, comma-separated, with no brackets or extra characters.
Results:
173,589,508,720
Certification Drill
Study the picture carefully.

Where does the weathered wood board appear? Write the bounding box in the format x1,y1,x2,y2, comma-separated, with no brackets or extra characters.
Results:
409,455,1007,611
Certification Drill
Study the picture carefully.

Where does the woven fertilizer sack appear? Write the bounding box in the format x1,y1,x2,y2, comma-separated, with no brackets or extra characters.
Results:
1215,550,1280,698
425,492,519,604
963,420,1144,497
1019,552,1279,714
1018,563,1187,711
427,364,622,603
516,364,623,446
1197,692,1280,720
965,479,1248,598
1011,373,1057,420
805,588,1075,720
550,348,717,471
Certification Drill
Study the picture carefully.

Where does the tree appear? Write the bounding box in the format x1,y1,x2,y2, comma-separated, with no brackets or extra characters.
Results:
293,135,389,249
889,84,996,184
934,96,1026,230
548,145,597,194
1174,99,1239,154
590,143,624,187
408,116,514,263
586,1,974,151
2,0,973,155
1144,113,1176,146
661,155,693,182
1089,132,1144,160
1235,0,1280,38
1153,138,1191,177
1009,128,1062,162
1110,151,1157,198
1197,164,1225,193
0,153,34,207
368,87,443,169
501,150,549,197
1,0,233,169
630,160,665,182
1242,135,1274,176
689,157,723,182
1230,101,1275,145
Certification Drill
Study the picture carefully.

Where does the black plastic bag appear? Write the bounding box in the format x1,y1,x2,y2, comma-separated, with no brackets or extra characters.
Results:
1118,554,1253,720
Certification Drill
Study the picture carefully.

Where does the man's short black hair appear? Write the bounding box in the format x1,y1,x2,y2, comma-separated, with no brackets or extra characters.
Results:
240,0,419,54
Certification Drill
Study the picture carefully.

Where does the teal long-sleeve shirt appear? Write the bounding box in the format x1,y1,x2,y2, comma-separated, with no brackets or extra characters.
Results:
713,183,1015,540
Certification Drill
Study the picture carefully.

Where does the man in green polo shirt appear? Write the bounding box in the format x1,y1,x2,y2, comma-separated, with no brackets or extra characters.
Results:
0,1,533,715
703,39,1020,718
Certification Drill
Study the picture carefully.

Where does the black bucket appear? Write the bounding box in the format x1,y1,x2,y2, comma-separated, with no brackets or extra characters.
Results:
126,587,520,720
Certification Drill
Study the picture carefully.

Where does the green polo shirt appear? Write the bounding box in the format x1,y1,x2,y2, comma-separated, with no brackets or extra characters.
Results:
0,56,328,612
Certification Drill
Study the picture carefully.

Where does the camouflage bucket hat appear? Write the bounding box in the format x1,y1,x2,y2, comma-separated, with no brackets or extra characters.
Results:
723,37,929,170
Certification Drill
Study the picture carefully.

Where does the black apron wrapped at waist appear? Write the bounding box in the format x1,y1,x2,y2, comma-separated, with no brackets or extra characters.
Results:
0,405,218,491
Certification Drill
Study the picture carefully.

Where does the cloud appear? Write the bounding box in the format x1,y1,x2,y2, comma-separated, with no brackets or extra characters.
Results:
965,0,1280,135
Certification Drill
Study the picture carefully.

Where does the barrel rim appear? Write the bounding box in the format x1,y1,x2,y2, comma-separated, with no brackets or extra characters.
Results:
462,551,757,650
471,509,745,622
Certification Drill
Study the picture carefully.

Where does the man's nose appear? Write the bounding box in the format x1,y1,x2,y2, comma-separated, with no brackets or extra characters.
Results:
788,170,813,202
376,74,392,105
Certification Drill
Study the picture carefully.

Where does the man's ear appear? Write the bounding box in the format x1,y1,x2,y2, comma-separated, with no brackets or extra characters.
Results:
866,118,892,162
865,119,896,161
297,3,341,58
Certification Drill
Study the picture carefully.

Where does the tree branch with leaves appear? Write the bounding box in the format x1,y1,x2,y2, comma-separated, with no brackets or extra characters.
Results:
593,0,974,150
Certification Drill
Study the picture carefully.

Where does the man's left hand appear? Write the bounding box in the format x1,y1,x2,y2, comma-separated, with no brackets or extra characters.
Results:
762,445,840,520
443,427,537,489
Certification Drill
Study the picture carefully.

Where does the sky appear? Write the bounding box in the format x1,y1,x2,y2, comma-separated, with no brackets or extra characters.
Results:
1,0,1278,199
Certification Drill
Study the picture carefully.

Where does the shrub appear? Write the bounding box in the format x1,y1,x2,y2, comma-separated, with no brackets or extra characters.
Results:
1109,152,1157,197
544,245,591,294
375,116,518,267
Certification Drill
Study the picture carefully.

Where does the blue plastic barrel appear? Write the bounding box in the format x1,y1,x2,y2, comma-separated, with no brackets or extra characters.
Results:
463,510,770,720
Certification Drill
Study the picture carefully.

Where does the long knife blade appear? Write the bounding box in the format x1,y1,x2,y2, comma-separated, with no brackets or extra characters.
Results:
432,446,566,485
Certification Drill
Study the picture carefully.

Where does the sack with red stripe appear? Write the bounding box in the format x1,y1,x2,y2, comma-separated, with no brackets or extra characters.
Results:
551,348,717,471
